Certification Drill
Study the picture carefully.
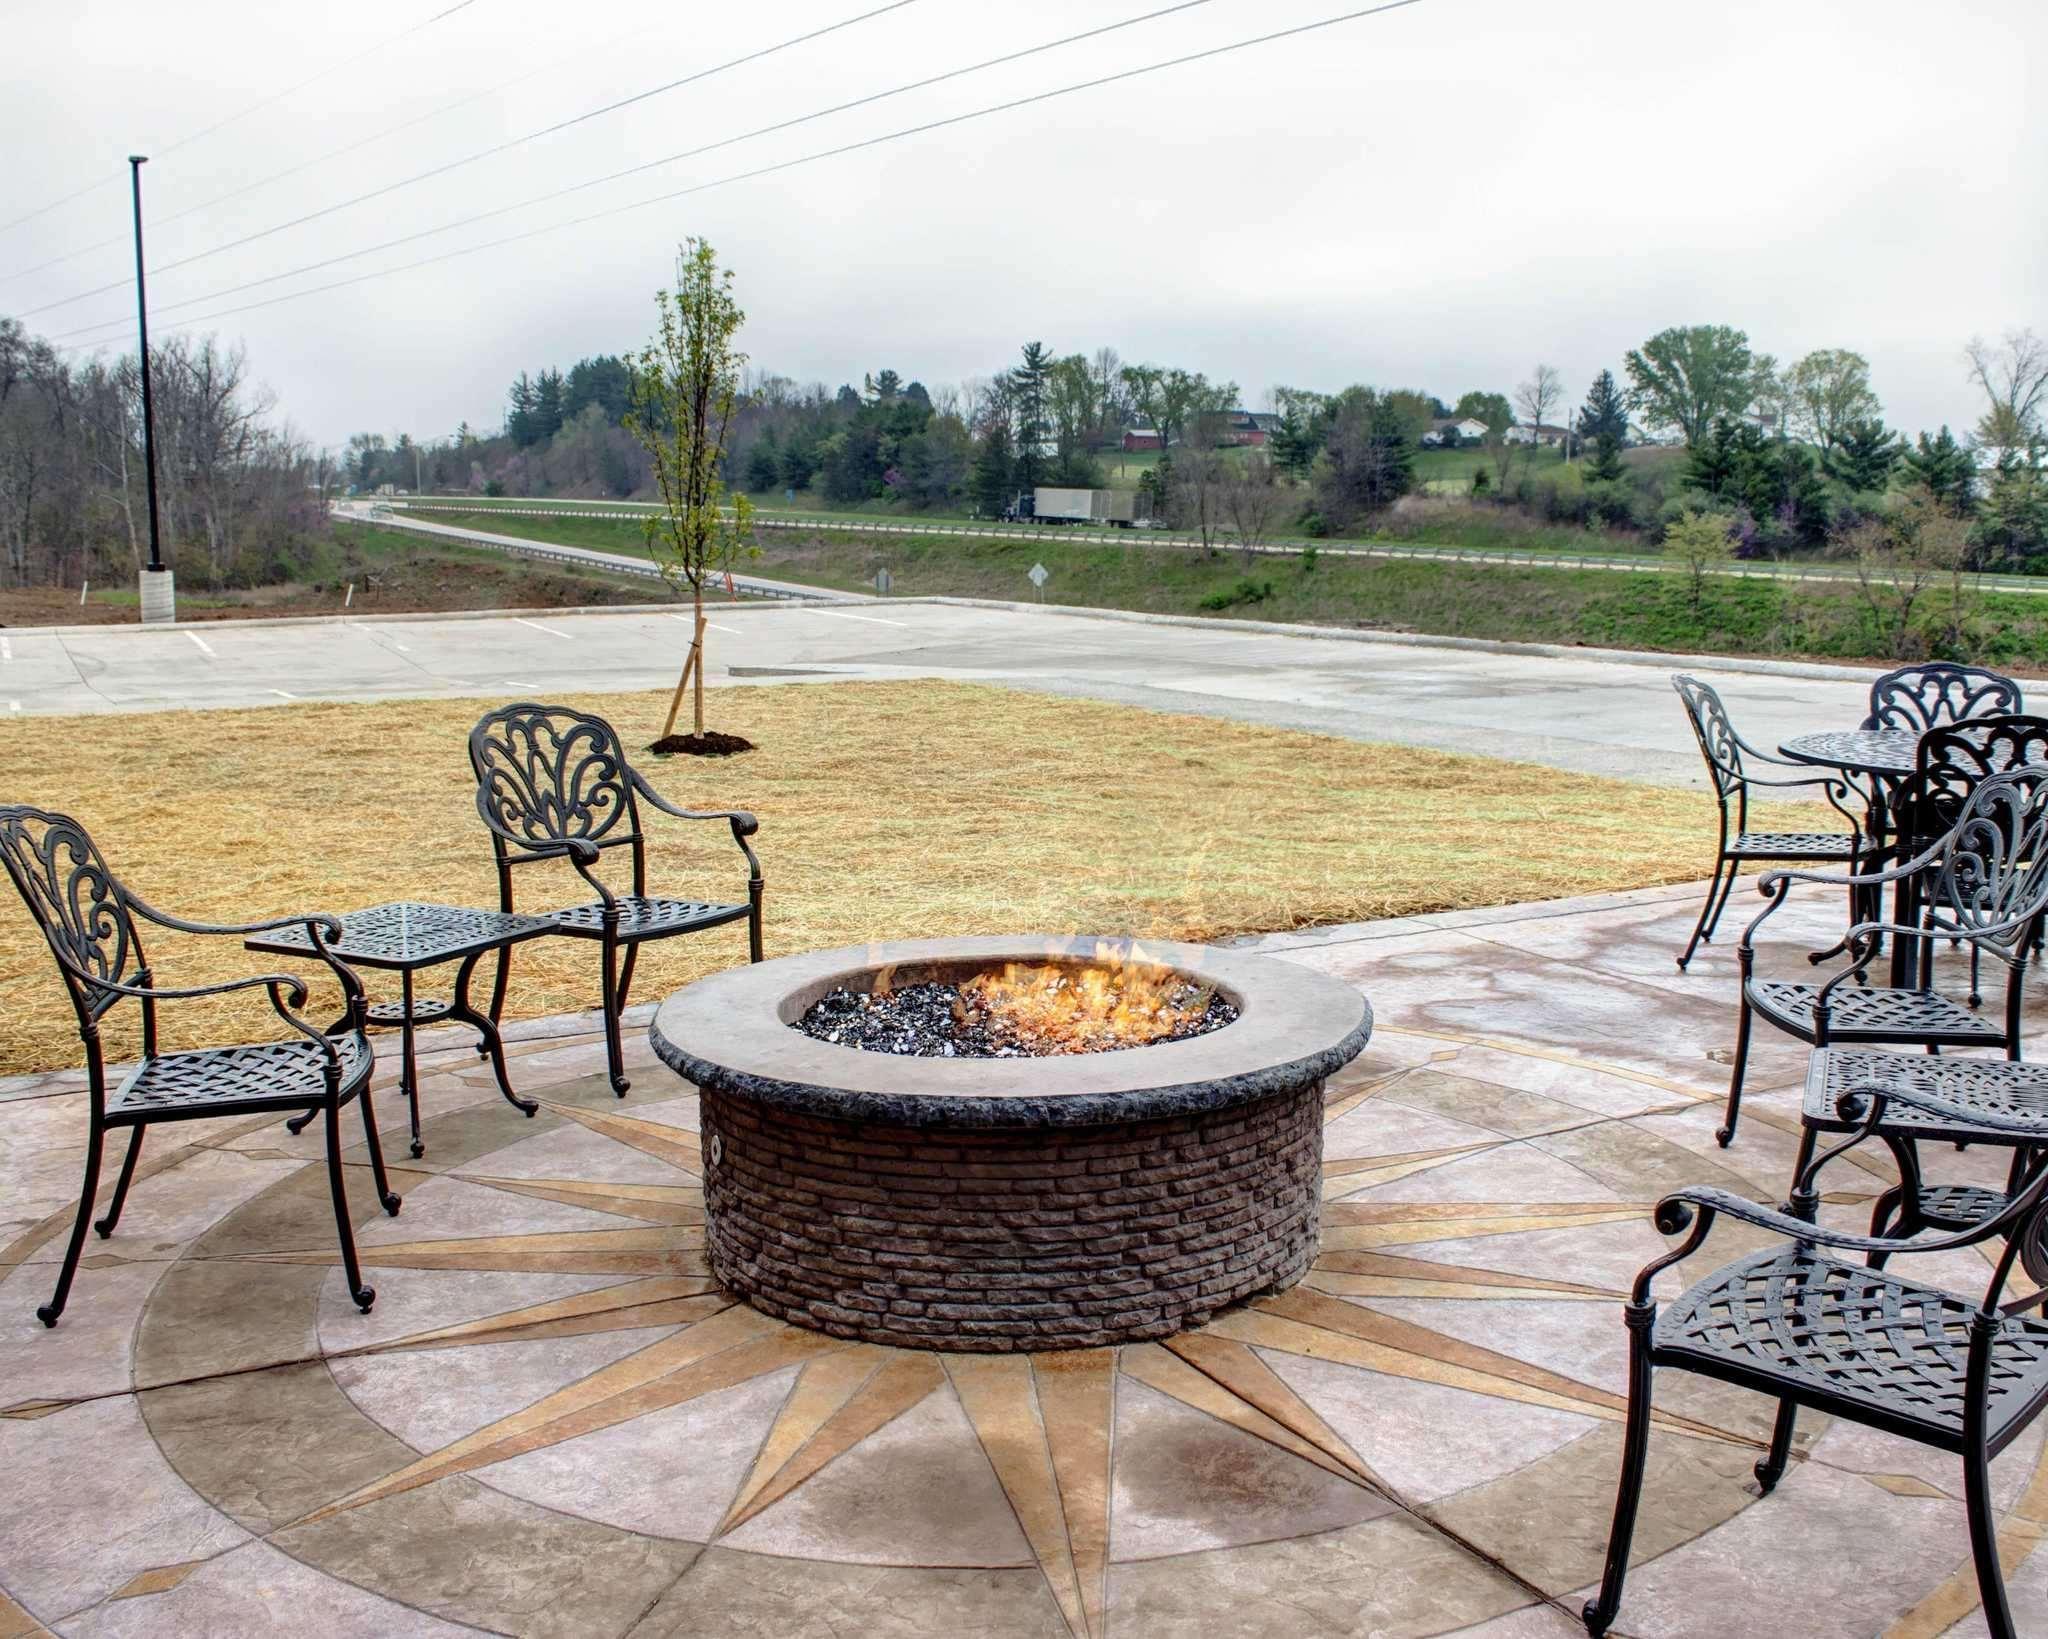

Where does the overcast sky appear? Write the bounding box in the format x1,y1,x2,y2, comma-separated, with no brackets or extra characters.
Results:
3,0,2041,450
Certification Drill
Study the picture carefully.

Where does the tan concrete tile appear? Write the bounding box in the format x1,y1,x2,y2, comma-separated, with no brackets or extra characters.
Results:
132,1261,326,1385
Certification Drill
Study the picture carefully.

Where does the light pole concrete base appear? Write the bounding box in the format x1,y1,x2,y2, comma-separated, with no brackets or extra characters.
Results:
139,567,176,624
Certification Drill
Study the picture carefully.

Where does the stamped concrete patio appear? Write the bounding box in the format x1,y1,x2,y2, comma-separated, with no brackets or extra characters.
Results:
2,878,2043,1638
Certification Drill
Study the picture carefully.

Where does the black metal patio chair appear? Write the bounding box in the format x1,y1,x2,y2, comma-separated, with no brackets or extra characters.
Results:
0,805,397,1326
1863,662,2023,733
468,703,763,1097
1670,675,1866,971
1583,1073,2048,1639
1718,767,2048,1147
1799,1047,2048,1281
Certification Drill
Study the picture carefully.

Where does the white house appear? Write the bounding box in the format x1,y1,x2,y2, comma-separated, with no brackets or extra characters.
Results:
1420,417,1491,446
1503,423,1569,447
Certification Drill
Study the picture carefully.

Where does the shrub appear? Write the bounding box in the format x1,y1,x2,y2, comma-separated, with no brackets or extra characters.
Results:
1298,510,1329,538
483,478,506,498
1300,544,1319,572
1200,578,1274,610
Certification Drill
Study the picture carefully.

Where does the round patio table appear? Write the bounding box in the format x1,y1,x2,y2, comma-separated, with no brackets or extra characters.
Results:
1779,728,1921,779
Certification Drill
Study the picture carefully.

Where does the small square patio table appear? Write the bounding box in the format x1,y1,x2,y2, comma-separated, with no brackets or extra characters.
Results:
247,901,553,1157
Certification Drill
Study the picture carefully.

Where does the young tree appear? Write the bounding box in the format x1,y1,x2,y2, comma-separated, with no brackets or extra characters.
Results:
1662,509,1733,609
1577,369,1629,481
1624,325,1754,446
1837,484,1976,658
1219,453,1284,563
622,238,757,746
1786,349,1881,450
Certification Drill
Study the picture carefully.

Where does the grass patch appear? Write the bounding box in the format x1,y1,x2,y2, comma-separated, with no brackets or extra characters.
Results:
0,680,1788,1075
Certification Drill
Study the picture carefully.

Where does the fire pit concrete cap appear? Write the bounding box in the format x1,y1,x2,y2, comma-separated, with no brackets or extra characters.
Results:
649,935,1372,1129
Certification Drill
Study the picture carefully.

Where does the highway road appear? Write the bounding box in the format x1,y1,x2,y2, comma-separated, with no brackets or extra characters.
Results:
0,589,1899,789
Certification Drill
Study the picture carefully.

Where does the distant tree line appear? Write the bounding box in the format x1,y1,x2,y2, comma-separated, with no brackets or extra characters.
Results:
0,318,327,590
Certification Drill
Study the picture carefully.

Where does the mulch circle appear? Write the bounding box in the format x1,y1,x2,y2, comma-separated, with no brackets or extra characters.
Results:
649,731,756,757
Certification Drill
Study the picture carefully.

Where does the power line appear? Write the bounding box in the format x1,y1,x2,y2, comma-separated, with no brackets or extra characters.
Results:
1,4,680,287
52,0,1431,355
49,0,1221,341
0,0,486,241
16,0,920,321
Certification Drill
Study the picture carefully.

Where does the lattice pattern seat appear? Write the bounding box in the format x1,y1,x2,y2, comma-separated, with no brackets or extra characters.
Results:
1727,831,1859,859
109,1032,372,1119
548,896,749,943
1656,1246,2048,1453
1747,979,2006,1045
1806,1049,2048,1141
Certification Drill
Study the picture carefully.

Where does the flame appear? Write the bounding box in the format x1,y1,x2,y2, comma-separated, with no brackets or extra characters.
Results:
955,948,1216,1056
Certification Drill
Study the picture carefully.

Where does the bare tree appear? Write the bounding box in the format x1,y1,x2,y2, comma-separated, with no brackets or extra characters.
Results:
1837,485,1977,658
1513,365,1563,446
1218,454,1283,564
1965,329,2048,449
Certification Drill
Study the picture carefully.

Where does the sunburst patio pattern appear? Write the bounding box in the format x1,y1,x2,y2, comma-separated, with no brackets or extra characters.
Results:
6,881,2048,1636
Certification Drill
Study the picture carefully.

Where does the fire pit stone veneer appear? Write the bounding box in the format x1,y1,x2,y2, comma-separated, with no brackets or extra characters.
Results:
649,936,1373,1352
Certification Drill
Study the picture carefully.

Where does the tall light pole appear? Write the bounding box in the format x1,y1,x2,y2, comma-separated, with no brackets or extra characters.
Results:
129,154,174,623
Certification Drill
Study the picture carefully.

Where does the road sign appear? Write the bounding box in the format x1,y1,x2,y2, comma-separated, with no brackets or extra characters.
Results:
1028,563,1050,588
874,568,892,596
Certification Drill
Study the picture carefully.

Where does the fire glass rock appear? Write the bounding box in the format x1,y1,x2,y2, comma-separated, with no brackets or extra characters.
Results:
797,971,1239,1059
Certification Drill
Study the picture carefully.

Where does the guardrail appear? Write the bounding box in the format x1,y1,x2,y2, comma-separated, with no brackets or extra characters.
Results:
373,498,2048,598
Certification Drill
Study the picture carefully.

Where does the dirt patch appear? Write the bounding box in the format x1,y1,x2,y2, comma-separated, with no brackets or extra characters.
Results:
650,731,756,757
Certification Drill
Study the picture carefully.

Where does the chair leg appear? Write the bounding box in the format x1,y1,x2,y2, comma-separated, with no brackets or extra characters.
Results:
1963,1443,2017,1639
482,943,515,1058
600,932,629,1098
356,1083,402,1217
1718,995,1755,1148
93,1126,145,1237
1701,857,1741,943
1583,1306,1656,1637
36,1117,107,1327
616,943,639,1014
323,1097,376,1313
1754,1398,1797,1494
1677,857,1727,971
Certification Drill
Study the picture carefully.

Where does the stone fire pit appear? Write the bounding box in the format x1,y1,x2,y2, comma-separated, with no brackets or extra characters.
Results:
649,936,1372,1351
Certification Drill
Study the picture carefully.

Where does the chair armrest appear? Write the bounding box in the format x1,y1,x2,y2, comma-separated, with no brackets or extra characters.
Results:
629,771,762,878
1651,1186,1916,1254
1841,1076,2048,1141
125,895,344,943
88,968,312,1008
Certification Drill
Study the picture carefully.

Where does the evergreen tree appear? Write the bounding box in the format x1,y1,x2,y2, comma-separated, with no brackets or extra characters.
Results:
507,372,538,446
1976,448,2048,567
971,422,1015,517
1273,404,1323,476
1011,342,1054,490
745,431,781,492
564,355,632,424
1685,418,1747,501
1902,427,1977,514
1577,369,1629,482
1824,417,1903,492
532,368,566,442
779,433,819,491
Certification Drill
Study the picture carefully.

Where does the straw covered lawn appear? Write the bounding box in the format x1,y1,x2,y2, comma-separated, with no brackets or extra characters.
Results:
0,680,1800,1074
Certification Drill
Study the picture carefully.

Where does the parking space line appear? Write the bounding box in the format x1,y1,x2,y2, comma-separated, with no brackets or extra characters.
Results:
269,689,297,700
185,631,216,657
668,613,739,635
1,636,11,661
512,618,573,640
802,609,908,627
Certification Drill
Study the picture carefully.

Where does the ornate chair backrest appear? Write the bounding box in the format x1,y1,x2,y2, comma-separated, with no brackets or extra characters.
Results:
1899,716,2048,851
1672,675,1745,801
1923,768,2048,966
467,703,645,881
0,805,143,1027
1864,664,2022,733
